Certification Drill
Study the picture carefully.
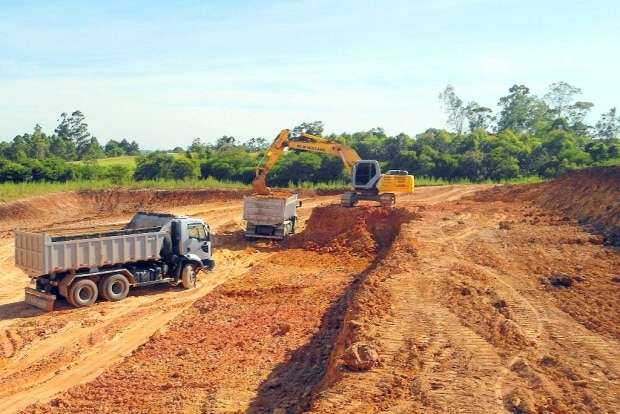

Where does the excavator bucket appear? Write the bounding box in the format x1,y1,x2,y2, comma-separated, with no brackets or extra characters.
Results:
252,175,271,195
25,287,56,312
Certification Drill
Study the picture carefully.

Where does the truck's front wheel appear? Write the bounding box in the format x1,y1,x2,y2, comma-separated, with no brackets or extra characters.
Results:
100,274,130,301
181,265,197,289
68,279,98,308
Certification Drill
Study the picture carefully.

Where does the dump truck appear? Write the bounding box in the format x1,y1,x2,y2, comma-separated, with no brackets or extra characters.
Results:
243,193,301,239
15,212,215,311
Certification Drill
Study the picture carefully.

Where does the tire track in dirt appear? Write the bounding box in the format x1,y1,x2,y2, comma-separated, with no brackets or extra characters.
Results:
441,223,548,411
0,329,21,359
448,237,620,410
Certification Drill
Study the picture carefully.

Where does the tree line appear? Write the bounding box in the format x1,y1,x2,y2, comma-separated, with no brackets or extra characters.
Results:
1,82,619,185
147,82,618,185
0,111,141,183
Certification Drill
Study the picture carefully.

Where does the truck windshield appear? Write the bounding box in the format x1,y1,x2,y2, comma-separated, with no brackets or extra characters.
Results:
188,224,207,241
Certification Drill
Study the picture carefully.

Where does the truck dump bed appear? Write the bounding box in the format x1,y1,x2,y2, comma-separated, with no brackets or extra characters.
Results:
243,193,298,225
15,223,166,277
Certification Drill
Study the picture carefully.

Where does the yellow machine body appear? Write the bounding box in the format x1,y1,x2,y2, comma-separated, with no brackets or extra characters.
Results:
378,174,415,193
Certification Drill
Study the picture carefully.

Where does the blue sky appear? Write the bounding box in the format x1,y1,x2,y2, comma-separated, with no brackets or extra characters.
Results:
1,0,618,149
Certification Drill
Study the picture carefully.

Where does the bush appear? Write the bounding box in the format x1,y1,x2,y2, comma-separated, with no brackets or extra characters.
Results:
72,162,105,180
134,152,175,181
103,165,132,184
269,152,322,186
0,159,31,182
199,149,255,183
170,158,198,180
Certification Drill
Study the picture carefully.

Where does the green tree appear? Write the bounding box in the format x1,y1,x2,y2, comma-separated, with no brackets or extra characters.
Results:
134,152,175,180
0,159,31,182
595,107,619,139
544,82,582,118
81,137,105,160
104,140,125,157
29,124,49,159
244,137,268,151
269,152,322,186
55,110,91,159
567,101,594,135
170,158,198,180
187,138,211,158
439,85,466,134
497,85,550,133
214,135,237,150
464,102,494,132
292,121,324,137
200,148,255,182
119,139,140,155
4,135,29,161
103,165,132,184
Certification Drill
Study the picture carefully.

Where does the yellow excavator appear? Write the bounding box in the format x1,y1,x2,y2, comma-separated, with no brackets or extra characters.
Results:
253,129,414,207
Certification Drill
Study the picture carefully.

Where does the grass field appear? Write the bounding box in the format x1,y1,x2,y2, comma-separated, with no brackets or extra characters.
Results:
0,175,545,204
89,155,138,167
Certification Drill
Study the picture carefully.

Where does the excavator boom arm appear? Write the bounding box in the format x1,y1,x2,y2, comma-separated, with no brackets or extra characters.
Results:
252,129,361,195
287,140,360,171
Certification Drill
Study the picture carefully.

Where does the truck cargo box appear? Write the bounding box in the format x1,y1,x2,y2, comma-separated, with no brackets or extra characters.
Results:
243,193,299,226
15,226,166,278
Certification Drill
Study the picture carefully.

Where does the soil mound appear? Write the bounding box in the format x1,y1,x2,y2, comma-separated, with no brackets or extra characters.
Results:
290,205,414,257
474,166,620,244
249,190,295,198
535,166,619,244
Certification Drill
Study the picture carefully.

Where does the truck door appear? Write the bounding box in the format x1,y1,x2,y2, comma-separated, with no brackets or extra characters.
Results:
186,223,211,261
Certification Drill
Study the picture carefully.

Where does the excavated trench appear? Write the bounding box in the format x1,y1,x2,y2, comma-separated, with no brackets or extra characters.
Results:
246,205,416,413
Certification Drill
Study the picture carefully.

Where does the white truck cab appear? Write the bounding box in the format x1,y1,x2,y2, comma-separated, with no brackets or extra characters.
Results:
178,218,212,264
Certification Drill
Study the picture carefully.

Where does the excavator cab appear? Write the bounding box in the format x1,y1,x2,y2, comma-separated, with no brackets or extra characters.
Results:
352,160,382,190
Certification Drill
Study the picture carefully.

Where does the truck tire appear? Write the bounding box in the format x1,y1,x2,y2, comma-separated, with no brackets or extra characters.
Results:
181,264,197,289
100,274,130,302
68,279,98,308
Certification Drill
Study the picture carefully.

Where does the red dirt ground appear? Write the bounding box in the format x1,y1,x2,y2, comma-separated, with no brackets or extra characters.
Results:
0,168,617,413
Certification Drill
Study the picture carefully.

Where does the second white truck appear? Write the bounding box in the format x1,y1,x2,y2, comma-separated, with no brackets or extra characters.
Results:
243,193,301,239
15,212,215,310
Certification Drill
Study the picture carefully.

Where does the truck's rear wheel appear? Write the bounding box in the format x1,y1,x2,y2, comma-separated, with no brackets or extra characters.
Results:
68,279,98,308
100,274,130,301
181,264,197,289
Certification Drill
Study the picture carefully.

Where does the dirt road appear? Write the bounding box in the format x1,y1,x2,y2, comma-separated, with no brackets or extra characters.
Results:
0,182,618,413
